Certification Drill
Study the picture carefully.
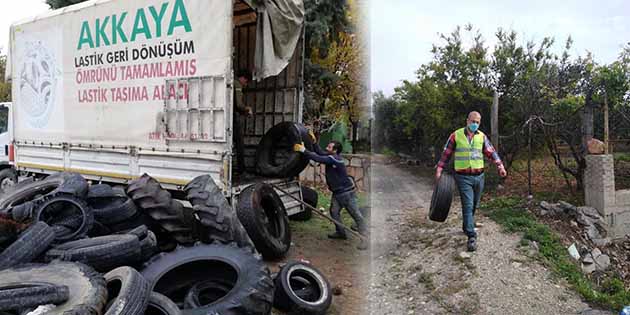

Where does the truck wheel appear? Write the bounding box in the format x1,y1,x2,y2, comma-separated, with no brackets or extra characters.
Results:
0,222,55,270
184,175,254,249
146,292,181,315
236,183,291,260
0,262,107,315
45,234,141,272
127,174,194,245
273,261,332,315
0,283,69,311
0,169,17,196
140,243,273,315
290,186,317,221
103,267,150,315
429,172,455,222
256,122,313,178
0,172,88,220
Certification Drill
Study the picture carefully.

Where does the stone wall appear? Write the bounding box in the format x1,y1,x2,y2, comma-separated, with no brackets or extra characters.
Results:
299,154,371,192
584,154,630,238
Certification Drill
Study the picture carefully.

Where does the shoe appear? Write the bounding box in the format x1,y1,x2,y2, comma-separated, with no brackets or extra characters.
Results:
351,223,358,232
328,232,348,240
357,239,368,250
467,237,477,252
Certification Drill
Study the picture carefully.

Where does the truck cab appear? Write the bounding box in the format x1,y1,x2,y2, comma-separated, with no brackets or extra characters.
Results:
0,102,17,193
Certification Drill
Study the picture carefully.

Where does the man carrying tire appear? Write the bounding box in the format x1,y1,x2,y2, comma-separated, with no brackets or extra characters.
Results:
233,69,254,174
294,134,368,250
435,111,507,252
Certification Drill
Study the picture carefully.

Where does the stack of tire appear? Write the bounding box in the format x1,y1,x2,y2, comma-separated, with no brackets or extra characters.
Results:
0,171,332,315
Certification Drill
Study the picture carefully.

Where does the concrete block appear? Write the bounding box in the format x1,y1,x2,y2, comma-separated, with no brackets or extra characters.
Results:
605,210,630,239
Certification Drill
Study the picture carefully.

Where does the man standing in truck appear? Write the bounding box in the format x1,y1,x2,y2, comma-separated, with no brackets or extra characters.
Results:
294,134,368,250
435,111,507,252
233,69,253,174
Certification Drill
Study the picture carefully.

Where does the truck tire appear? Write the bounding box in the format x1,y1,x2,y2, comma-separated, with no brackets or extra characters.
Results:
146,292,181,315
0,172,88,214
429,172,455,222
256,122,313,178
273,261,332,315
45,234,141,272
0,283,69,311
103,267,150,315
140,242,273,315
127,175,195,245
34,194,94,243
0,222,55,270
0,169,17,196
139,230,158,262
87,185,137,225
290,186,317,221
184,175,254,249
236,183,291,260
0,262,107,315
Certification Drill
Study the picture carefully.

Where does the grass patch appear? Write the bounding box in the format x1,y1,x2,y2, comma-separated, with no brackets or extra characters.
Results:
481,196,630,311
290,188,365,236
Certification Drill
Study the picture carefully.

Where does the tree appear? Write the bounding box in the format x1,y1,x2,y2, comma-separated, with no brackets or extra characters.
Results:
0,54,10,102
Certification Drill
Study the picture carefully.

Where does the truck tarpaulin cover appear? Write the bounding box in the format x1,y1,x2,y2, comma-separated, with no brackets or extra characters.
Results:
244,0,304,80
7,0,231,146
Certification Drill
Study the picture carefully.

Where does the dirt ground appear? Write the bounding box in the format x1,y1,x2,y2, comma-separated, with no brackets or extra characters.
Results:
267,190,369,315
368,161,611,315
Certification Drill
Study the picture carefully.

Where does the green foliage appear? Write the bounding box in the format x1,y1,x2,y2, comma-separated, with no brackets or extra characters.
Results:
45,0,86,9
0,55,10,102
482,196,630,310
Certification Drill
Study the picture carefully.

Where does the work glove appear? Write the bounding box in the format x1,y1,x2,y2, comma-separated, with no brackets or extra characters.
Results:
293,143,306,153
308,129,316,142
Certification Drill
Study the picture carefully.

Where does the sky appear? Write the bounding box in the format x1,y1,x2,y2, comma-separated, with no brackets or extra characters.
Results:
0,0,50,53
371,0,630,96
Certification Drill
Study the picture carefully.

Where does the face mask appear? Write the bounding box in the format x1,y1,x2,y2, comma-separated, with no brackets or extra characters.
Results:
468,122,479,132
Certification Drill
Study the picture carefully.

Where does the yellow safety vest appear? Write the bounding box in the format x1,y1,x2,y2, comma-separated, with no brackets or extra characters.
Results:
454,127,485,171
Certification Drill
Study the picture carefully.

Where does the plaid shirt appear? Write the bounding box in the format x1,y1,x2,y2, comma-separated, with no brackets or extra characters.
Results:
437,129,504,174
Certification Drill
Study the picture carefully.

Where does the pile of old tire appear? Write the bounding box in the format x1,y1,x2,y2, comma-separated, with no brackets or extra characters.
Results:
429,172,456,222
256,122,314,178
0,171,332,314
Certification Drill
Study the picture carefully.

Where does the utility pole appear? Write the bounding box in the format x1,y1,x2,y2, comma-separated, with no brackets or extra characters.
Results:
491,90,499,150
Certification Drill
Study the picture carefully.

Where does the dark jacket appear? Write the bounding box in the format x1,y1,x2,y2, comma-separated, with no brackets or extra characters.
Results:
303,144,354,194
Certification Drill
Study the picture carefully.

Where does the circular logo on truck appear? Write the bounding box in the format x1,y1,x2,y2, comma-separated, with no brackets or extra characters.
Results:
18,41,59,129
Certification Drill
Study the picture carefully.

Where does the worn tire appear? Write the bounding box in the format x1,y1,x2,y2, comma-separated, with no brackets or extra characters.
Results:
0,172,88,216
273,261,332,315
146,292,181,315
0,262,107,315
127,174,194,245
236,183,291,260
0,169,17,197
45,234,141,272
139,230,158,262
0,283,69,311
0,222,55,270
290,186,316,221
33,194,94,243
429,172,455,222
256,122,313,178
103,267,150,315
141,242,273,315
184,175,254,248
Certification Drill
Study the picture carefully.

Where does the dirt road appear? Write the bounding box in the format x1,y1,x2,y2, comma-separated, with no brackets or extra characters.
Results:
368,162,610,315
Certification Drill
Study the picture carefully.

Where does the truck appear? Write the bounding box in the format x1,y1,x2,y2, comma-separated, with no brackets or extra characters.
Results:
5,0,309,216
